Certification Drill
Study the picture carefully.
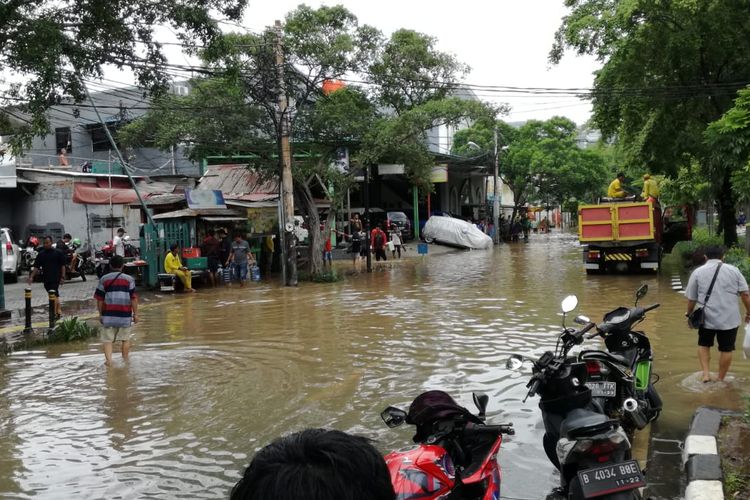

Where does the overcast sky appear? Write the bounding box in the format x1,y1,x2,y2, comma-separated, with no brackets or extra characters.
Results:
236,0,601,125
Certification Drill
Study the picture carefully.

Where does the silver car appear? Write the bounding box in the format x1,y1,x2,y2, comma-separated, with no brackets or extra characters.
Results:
1,227,21,283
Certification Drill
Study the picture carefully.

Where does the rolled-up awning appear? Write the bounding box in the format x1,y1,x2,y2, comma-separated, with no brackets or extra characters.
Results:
72,181,139,204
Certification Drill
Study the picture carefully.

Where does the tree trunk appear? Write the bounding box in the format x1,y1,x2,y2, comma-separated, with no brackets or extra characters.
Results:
718,169,738,247
294,182,324,277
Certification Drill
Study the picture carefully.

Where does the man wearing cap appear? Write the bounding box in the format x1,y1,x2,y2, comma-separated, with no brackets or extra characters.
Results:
641,174,660,203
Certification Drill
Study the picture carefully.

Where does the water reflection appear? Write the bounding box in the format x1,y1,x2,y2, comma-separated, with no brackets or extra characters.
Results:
0,233,747,499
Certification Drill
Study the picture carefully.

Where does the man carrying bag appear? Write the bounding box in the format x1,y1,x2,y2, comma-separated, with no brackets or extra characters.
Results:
686,246,750,382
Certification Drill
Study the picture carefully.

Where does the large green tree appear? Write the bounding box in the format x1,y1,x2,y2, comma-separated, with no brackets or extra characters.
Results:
551,0,750,246
0,0,247,150
453,117,608,227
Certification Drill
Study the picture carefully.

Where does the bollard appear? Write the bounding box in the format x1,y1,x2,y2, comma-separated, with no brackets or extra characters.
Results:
48,290,57,332
23,288,33,334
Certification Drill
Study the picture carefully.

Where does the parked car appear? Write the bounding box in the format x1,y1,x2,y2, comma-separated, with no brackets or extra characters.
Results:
1,227,22,283
387,211,413,241
421,216,493,249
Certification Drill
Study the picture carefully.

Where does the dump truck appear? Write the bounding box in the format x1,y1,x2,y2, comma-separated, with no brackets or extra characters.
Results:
578,200,692,273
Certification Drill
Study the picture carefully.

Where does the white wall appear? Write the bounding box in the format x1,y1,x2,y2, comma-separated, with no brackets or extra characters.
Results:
14,174,141,247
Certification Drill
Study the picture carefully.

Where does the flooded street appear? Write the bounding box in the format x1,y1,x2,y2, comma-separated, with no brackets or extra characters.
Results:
1,234,748,499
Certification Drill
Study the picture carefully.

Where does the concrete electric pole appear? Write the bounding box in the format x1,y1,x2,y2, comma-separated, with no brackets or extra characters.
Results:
274,20,297,286
493,127,500,244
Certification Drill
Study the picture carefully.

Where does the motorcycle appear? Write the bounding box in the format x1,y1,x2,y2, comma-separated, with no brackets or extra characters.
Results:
95,236,138,277
575,285,662,437
507,295,645,499
381,390,514,500
18,237,40,273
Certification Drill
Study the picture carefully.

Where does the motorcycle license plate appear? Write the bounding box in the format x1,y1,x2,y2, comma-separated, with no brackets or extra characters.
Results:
577,460,645,498
586,381,616,397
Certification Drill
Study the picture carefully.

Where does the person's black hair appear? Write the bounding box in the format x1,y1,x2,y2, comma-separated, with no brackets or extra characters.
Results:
234,232,243,239
170,243,178,251
44,236,53,243
705,245,726,260
109,255,125,269
63,233,72,240
230,428,395,500
617,172,625,178
117,227,125,234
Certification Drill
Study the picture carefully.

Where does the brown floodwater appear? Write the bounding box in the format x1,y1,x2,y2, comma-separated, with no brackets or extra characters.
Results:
1,233,748,499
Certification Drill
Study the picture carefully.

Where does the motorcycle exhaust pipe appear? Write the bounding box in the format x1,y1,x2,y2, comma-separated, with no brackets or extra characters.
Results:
623,398,648,429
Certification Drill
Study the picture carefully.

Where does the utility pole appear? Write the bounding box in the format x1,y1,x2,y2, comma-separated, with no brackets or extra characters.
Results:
364,165,372,272
274,20,297,286
493,127,500,244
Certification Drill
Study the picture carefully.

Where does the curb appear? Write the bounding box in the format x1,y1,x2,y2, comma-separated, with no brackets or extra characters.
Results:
683,406,741,500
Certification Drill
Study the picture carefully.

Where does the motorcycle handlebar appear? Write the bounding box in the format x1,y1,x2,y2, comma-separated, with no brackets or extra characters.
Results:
643,303,660,313
465,422,515,436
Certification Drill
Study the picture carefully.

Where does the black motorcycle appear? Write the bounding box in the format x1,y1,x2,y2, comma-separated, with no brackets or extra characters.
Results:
507,295,645,499
575,285,662,437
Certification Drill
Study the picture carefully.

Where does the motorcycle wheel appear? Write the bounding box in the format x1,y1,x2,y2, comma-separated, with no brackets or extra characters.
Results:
82,262,96,276
645,385,662,422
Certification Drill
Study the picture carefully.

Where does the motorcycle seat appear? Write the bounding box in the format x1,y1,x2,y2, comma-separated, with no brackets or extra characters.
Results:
560,408,616,440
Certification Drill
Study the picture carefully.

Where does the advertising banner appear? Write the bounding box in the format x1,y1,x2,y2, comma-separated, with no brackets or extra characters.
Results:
185,189,226,209
431,164,448,183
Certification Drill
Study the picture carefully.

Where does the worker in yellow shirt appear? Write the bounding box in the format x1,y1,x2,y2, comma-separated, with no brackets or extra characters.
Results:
607,172,627,198
641,173,660,203
164,243,195,292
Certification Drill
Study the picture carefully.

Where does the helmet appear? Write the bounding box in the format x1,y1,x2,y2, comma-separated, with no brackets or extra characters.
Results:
406,390,482,443
71,238,81,247
28,236,40,247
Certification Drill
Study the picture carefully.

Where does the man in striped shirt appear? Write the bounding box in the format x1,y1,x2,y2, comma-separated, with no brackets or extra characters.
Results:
94,255,138,366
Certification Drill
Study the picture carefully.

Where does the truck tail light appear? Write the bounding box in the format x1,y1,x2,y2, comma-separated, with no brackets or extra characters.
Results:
587,250,600,260
635,248,649,258
5,242,12,255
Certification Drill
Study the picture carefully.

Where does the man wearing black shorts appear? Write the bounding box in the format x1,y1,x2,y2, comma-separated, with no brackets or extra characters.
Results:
27,236,66,318
686,246,750,382
201,229,221,287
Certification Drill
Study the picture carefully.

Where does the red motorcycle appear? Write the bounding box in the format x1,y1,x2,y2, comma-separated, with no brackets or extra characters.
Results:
381,390,514,500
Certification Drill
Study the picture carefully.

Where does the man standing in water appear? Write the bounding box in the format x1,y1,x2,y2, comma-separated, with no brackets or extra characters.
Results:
28,236,66,318
226,232,255,287
686,246,750,382
95,255,138,366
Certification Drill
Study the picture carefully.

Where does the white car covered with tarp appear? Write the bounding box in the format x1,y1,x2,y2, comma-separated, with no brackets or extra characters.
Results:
422,216,492,249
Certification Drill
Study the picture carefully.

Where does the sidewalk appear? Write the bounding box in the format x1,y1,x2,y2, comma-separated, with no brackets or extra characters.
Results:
2,278,98,321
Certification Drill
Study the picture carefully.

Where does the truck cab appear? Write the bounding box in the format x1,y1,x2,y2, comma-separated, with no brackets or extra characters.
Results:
578,199,692,274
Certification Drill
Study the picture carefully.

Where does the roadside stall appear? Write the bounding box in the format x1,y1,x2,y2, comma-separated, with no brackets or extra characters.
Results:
152,200,248,289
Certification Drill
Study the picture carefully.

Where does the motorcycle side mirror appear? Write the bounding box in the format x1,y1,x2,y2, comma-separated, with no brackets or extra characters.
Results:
473,392,489,420
381,406,407,428
505,354,525,371
574,315,590,325
635,284,648,305
561,295,578,314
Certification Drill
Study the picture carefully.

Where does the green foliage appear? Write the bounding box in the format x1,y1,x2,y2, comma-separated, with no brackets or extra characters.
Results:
672,226,725,264
0,0,247,151
552,0,750,247
299,270,342,283
49,317,99,343
369,29,469,113
452,117,609,211
706,88,750,203
659,161,712,207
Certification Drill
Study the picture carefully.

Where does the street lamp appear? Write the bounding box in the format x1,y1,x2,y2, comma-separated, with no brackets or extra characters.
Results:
493,128,509,245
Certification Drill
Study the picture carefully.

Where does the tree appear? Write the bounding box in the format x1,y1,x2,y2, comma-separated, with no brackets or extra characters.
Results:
453,117,608,228
122,6,490,279
551,0,750,246
0,0,247,151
